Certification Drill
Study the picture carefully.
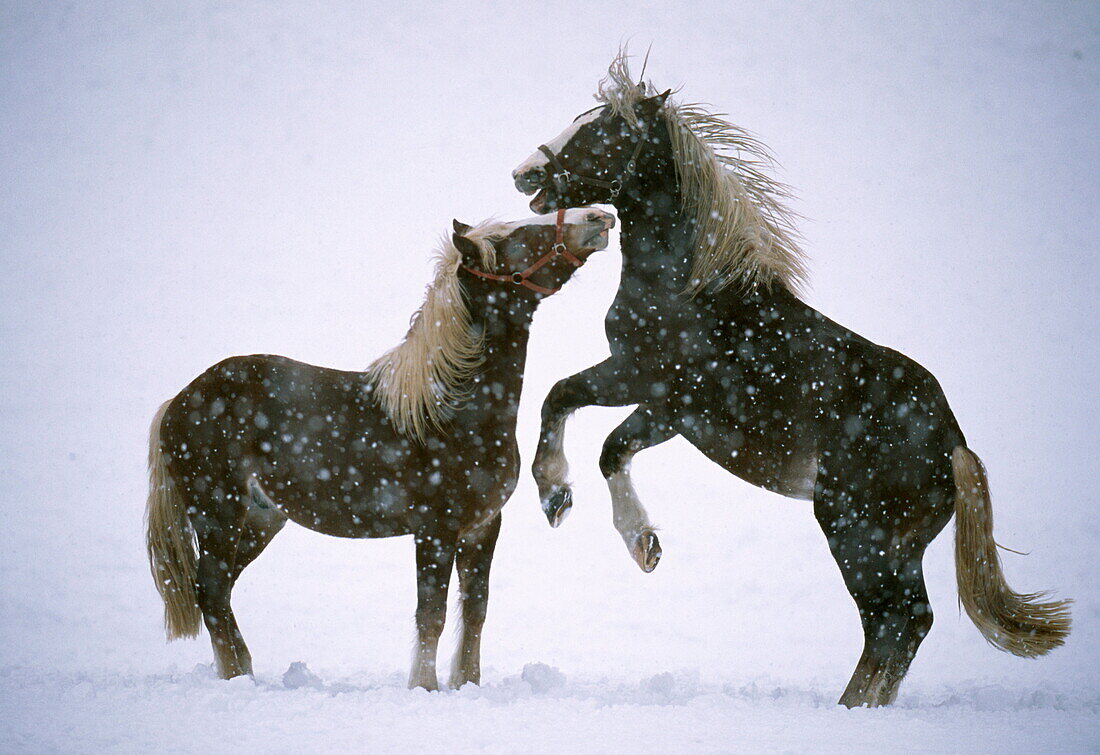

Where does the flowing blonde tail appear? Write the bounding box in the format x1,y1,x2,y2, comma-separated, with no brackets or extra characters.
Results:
145,400,201,639
952,446,1071,657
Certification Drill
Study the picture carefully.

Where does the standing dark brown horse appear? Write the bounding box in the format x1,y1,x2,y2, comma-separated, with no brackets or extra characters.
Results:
146,208,614,689
511,52,1071,707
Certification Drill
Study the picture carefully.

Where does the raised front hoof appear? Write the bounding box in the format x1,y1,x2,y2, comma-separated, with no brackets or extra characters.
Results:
541,487,573,528
632,530,662,573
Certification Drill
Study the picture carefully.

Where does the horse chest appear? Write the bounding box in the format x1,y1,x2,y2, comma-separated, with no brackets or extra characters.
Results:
605,296,714,369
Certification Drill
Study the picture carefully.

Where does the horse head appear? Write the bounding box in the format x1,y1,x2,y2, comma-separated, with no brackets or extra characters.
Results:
512,88,669,213
453,208,614,297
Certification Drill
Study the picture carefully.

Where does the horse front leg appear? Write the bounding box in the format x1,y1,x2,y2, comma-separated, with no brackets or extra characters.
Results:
532,358,644,527
410,530,458,691
449,513,503,689
599,404,679,572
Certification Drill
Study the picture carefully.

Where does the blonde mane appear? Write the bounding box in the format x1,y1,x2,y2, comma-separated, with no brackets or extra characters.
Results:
366,221,507,441
596,50,808,296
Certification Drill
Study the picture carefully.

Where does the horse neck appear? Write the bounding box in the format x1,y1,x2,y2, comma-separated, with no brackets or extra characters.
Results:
461,282,537,416
614,139,696,291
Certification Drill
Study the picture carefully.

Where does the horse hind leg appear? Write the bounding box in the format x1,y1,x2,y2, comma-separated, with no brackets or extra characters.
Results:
837,556,932,707
231,480,288,582
449,513,502,689
815,492,940,707
192,490,254,679
599,405,678,572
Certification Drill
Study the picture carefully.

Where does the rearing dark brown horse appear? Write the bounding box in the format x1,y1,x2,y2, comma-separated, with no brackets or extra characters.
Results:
146,208,614,689
512,51,1071,707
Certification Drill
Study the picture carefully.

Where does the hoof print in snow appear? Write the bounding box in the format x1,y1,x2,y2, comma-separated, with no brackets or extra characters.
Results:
521,663,565,694
645,671,676,699
188,663,217,680
283,661,322,690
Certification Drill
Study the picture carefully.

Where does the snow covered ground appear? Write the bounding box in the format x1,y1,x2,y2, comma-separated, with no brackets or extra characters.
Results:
2,2,1098,751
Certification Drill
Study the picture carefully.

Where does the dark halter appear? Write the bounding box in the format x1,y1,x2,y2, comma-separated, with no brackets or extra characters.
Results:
461,209,583,296
537,121,648,200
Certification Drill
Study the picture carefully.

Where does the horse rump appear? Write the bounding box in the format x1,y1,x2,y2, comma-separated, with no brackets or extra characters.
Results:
952,445,1072,657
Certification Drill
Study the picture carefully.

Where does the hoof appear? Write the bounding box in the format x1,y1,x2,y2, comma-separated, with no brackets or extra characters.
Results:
632,530,661,573
541,487,573,528
409,677,439,692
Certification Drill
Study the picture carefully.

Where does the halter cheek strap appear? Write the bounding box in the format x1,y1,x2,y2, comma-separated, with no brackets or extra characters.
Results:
460,209,584,296
537,122,648,200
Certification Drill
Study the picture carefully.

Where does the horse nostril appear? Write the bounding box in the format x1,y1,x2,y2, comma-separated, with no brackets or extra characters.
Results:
514,165,549,195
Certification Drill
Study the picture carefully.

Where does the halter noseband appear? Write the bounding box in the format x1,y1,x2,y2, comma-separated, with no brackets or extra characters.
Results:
460,209,584,296
537,121,648,201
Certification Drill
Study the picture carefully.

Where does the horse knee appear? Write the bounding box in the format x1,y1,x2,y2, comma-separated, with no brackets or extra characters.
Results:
542,379,581,424
415,604,447,642
599,434,631,478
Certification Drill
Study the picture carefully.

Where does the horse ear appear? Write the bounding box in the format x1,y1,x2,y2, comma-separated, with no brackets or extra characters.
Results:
637,89,671,117
452,231,482,263
453,219,472,236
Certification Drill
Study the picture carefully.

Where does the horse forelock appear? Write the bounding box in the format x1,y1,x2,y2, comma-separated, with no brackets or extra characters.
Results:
366,221,502,441
595,49,808,296
594,48,652,127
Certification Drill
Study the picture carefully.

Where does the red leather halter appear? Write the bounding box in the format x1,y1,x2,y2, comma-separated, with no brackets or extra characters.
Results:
460,209,584,296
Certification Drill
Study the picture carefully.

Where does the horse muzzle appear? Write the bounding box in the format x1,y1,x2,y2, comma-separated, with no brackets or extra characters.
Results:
513,165,547,196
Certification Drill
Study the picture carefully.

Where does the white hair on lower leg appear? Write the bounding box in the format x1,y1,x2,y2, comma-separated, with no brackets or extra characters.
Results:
533,413,572,494
607,466,652,551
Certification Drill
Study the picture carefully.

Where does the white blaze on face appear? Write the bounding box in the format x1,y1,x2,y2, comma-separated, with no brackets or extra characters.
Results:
512,108,603,181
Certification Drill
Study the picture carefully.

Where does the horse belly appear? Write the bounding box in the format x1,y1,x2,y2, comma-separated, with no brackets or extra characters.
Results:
679,413,818,501
251,475,416,538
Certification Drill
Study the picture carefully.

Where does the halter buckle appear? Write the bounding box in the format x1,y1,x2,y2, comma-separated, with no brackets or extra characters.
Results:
608,179,623,198
551,242,568,257
553,170,572,190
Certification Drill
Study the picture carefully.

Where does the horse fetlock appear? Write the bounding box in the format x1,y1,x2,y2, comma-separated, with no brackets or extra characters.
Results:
448,658,480,689
541,486,573,528
409,669,439,692
213,645,253,680
533,452,569,489
409,645,440,691
632,529,662,573
838,656,903,708
448,674,476,690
